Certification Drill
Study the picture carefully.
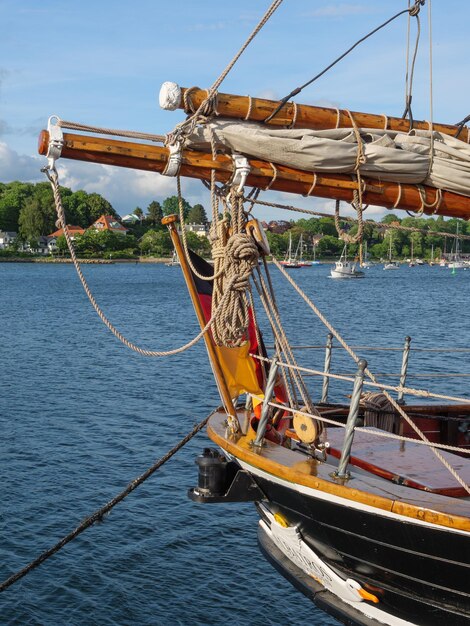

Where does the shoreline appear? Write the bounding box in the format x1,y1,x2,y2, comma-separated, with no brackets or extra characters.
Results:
0,257,170,264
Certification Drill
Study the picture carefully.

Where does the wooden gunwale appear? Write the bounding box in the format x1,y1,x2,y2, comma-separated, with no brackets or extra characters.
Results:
176,86,470,143
38,130,470,219
207,410,470,532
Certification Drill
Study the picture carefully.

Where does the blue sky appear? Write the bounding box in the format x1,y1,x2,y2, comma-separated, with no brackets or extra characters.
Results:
1,1,468,221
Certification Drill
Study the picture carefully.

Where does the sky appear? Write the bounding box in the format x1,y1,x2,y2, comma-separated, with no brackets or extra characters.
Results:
1,0,469,222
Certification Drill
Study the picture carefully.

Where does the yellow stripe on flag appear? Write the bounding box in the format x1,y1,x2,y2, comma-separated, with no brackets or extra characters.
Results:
216,343,264,399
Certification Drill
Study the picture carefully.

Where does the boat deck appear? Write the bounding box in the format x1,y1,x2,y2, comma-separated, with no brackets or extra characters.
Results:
207,409,470,531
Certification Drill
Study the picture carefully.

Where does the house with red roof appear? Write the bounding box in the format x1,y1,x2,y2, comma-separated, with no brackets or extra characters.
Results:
48,225,86,238
46,225,86,253
89,215,128,233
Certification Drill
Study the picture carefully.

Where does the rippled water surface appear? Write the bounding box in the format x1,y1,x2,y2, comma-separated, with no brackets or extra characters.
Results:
1,262,469,625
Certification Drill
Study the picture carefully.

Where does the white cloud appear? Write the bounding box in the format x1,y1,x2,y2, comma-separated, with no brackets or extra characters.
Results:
56,160,206,215
0,142,44,182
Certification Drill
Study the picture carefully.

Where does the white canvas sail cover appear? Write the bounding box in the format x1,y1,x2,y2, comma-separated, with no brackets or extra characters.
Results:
186,120,470,197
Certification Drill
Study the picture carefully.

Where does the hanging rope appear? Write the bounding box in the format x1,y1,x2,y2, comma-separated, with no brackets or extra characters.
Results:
43,167,233,357
402,1,423,126
57,119,166,143
210,188,260,347
0,415,209,593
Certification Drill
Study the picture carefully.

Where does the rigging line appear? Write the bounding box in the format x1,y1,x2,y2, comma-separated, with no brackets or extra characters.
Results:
401,4,421,126
168,0,283,141
0,415,210,593
246,196,470,241
251,395,470,455
265,344,406,350
271,259,470,494
252,353,470,405
265,2,424,123
57,120,166,144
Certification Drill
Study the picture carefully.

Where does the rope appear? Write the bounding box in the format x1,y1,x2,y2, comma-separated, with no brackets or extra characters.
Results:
334,198,364,244
246,197,470,241
0,415,209,593
167,0,283,145
58,120,165,143
265,1,425,123
252,267,317,418
213,233,258,347
251,395,470,455
252,354,470,406
278,344,470,353
272,258,470,495
43,167,229,357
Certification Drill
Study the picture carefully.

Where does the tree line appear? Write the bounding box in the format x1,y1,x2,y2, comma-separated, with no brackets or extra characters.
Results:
1,181,468,259
266,214,470,260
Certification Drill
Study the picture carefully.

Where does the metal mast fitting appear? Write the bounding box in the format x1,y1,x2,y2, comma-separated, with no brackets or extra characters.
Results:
45,116,63,170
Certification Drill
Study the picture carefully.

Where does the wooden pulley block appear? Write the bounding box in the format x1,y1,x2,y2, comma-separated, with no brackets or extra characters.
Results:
293,410,318,444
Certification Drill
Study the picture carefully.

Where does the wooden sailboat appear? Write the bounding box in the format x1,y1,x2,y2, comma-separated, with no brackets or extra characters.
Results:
165,249,180,266
409,239,416,267
36,3,470,624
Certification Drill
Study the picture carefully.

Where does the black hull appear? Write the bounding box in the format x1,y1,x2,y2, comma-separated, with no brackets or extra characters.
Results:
255,476,470,626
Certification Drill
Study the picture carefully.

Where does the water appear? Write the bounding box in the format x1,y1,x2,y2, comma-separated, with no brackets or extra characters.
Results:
1,262,469,625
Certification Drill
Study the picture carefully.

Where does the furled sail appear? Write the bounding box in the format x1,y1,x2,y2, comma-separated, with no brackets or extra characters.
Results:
184,121,470,198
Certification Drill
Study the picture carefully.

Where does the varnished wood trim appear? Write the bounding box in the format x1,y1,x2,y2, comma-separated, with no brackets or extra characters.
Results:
207,412,470,532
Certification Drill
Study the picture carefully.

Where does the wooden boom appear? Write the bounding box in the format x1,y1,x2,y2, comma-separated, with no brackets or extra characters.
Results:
160,83,469,143
38,129,470,219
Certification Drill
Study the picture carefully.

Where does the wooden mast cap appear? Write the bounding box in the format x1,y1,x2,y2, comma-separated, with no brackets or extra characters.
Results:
161,214,179,226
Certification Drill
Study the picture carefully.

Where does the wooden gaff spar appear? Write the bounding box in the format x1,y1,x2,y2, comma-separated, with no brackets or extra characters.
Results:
38,128,470,219
159,83,470,143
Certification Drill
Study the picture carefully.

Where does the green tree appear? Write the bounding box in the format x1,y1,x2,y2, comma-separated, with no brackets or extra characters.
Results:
140,229,172,256
162,195,191,219
185,231,211,256
18,193,56,243
87,193,116,223
266,232,286,257
187,203,208,224
133,207,144,221
0,182,33,231
146,200,163,227
317,235,343,256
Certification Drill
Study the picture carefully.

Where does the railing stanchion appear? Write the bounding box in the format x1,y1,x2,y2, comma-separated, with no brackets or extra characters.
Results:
321,333,334,403
253,361,279,447
335,359,367,479
397,336,412,404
